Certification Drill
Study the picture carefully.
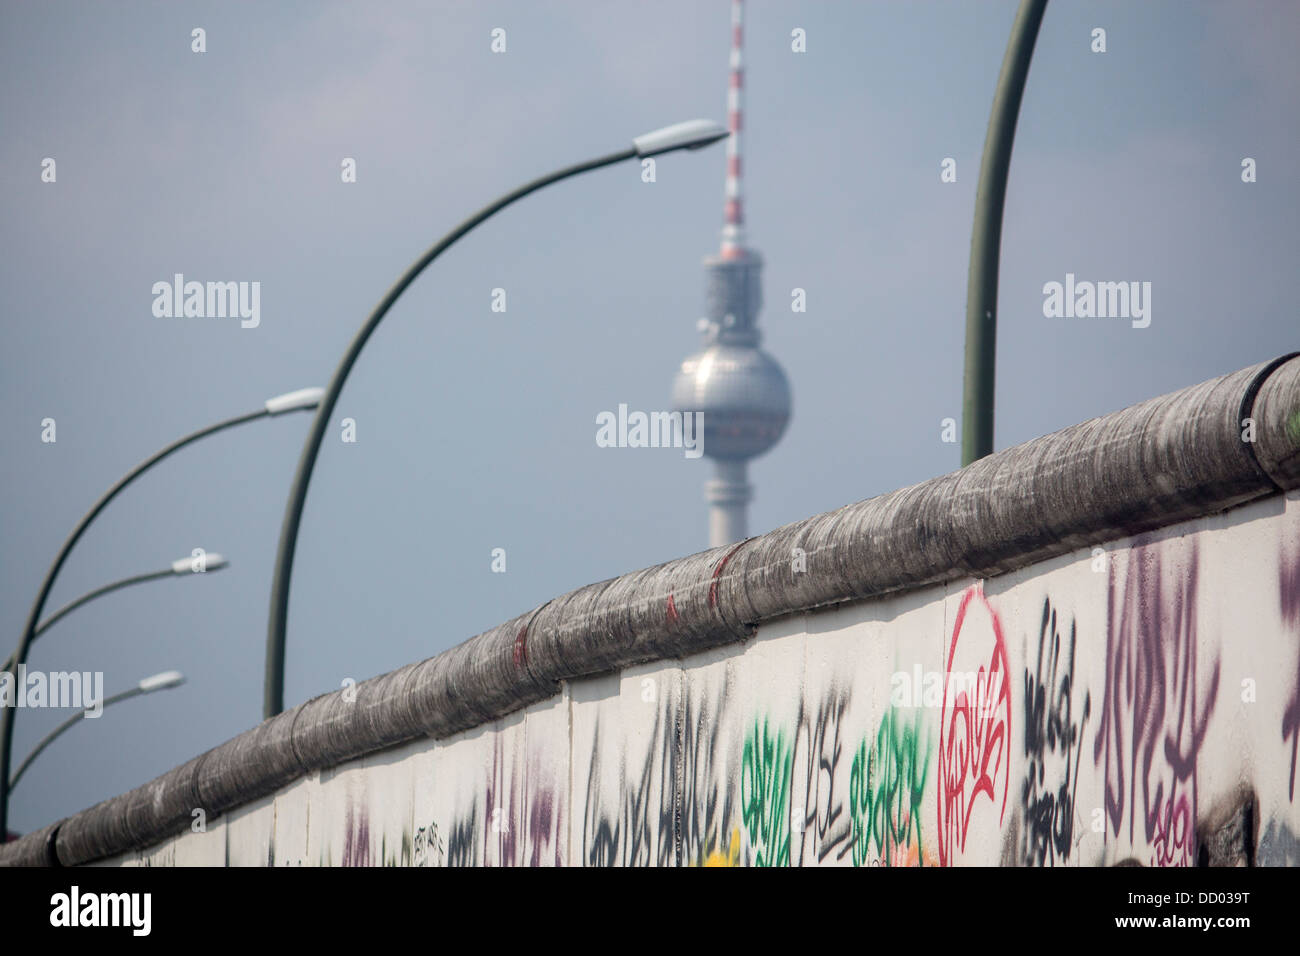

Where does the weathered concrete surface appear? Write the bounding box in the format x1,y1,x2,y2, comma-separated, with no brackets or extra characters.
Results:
6,354,1300,867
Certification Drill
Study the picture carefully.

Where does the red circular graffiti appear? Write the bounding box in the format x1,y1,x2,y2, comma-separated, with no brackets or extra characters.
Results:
937,586,1012,866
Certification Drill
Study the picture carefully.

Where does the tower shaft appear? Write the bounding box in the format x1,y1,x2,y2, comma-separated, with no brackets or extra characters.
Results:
707,459,751,547
710,0,755,549
671,0,790,550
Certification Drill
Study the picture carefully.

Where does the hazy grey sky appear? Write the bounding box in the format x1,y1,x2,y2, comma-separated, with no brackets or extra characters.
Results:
2,0,1297,832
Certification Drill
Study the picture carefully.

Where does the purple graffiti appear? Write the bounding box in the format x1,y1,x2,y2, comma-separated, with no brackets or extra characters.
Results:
1279,542,1300,801
1093,538,1219,867
342,798,371,867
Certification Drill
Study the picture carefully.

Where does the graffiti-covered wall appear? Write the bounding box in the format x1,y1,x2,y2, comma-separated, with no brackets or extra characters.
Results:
102,490,1300,867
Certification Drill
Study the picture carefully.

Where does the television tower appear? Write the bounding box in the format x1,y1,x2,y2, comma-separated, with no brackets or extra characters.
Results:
671,0,792,548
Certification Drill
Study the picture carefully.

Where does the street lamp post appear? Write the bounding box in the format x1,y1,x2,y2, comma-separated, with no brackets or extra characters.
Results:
8,671,187,791
0,388,322,837
961,0,1048,465
1,554,229,673
263,120,729,718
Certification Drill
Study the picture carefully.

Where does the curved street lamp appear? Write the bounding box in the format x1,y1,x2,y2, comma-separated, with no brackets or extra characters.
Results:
0,388,322,836
263,120,729,718
9,671,187,791
1,554,229,673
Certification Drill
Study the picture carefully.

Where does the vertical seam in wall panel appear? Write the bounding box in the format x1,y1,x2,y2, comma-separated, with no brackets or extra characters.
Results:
564,680,573,868
673,668,684,867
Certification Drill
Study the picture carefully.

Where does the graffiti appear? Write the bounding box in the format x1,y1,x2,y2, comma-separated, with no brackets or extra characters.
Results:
412,821,445,867
524,776,563,867
700,827,742,867
740,718,792,866
443,736,564,867
580,679,749,867
581,730,620,867
1094,540,1219,867
1280,546,1300,801
1196,790,1255,866
446,805,478,867
1257,818,1300,866
1149,794,1195,867
474,736,563,866
678,684,740,867
937,585,1012,866
790,689,852,864
583,709,676,867
1021,599,1091,866
342,798,371,867
849,705,931,867
483,735,519,865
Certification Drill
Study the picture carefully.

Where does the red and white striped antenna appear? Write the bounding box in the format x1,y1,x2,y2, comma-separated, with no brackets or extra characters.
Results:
720,0,747,260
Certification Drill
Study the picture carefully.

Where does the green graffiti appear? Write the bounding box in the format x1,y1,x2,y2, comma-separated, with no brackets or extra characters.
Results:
1287,408,1300,447
849,707,931,867
741,718,792,866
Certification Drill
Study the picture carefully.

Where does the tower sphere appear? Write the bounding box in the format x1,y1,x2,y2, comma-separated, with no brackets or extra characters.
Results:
671,343,791,460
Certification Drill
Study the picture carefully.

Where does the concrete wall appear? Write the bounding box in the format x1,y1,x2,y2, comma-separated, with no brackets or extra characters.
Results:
99,490,1300,866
